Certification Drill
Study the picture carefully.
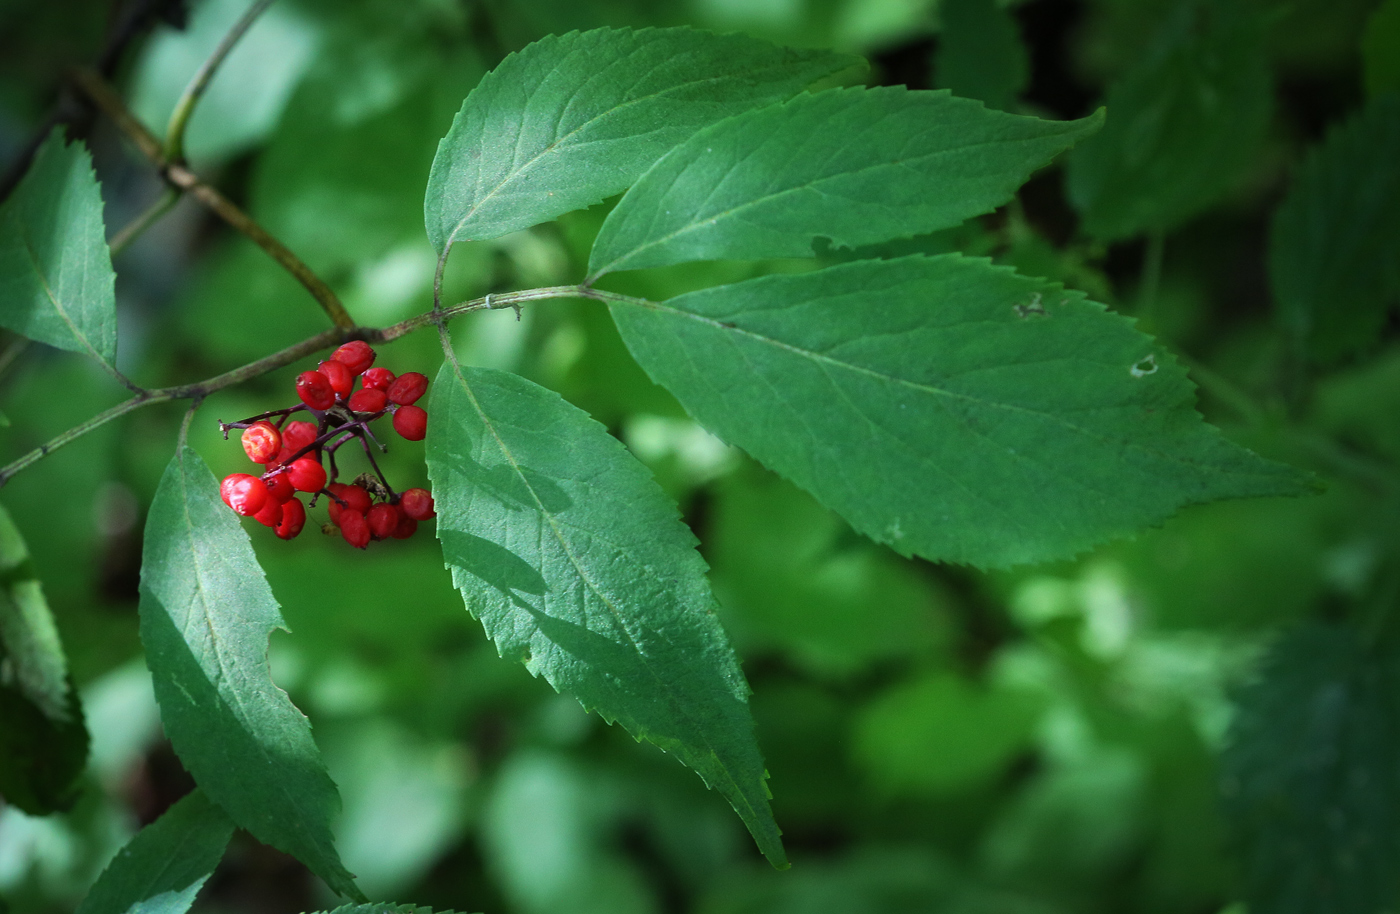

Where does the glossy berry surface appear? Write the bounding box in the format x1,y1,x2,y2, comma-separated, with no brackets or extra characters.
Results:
387,372,428,406
276,498,306,540
265,472,295,504
241,421,281,464
286,457,327,492
333,341,376,375
340,510,370,549
400,488,435,520
221,474,268,517
296,370,335,410
252,498,283,528
393,405,427,441
348,388,387,414
282,420,318,453
327,484,372,525
367,503,400,539
361,368,395,391
318,359,354,398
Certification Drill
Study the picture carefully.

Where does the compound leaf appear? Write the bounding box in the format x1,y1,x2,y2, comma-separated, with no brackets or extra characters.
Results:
425,27,858,253
588,86,1101,278
0,500,88,814
138,447,362,901
1066,2,1271,241
609,255,1311,568
75,789,233,914
426,361,784,867
1270,93,1400,362
0,129,118,364
1223,622,1400,914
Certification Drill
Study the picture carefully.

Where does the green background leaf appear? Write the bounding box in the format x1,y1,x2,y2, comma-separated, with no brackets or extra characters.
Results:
1270,93,1400,362
0,129,117,364
426,361,784,866
75,789,233,914
137,446,362,900
610,255,1311,567
1066,2,1272,241
0,500,87,814
424,26,858,253
933,0,1030,111
588,86,1102,277
1223,622,1400,914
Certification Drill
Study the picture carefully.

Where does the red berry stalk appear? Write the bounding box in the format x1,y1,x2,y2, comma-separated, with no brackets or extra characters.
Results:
217,342,434,547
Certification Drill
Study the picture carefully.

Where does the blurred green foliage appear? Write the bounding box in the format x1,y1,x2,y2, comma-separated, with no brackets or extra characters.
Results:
1,0,1397,912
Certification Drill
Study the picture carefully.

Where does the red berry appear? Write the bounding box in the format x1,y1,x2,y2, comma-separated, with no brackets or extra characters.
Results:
348,388,387,414
361,367,395,391
327,483,372,525
241,421,281,464
296,370,335,410
264,472,295,504
393,405,427,441
333,341,376,376
387,371,428,406
318,359,354,398
287,456,327,492
220,474,268,517
400,487,435,520
367,503,400,540
276,497,306,540
392,514,418,539
340,510,370,548
283,420,318,453
252,497,283,528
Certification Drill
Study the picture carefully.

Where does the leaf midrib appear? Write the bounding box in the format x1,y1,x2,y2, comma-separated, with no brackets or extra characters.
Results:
14,217,110,366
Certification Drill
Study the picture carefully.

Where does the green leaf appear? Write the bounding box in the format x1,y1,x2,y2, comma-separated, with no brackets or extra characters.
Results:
853,671,1042,796
0,499,88,814
588,86,1102,278
1223,622,1400,914
1363,0,1400,97
138,446,362,901
75,789,233,914
425,26,858,253
609,255,1312,568
1270,93,1400,362
933,0,1030,111
0,129,117,364
1066,2,1272,241
426,361,785,866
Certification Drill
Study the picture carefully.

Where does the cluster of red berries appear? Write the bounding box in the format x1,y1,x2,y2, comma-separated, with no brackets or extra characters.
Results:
218,340,436,549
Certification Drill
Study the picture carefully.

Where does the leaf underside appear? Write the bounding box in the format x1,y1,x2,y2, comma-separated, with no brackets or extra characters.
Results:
0,128,118,364
424,26,858,253
75,789,233,914
588,85,1103,277
609,254,1312,568
138,447,362,900
426,362,785,866
1270,92,1400,362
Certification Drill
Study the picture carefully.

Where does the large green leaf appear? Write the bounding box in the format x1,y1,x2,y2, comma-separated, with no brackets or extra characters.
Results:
1066,2,1271,241
138,447,362,900
0,500,87,813
1223,622,1400,914
1270,93,1400,362
609,255,1311,568
426,361,784,866
424,27,857,253
933,0,1030,111
0,129,117,364
588,86,1101,278
75,789,233,914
